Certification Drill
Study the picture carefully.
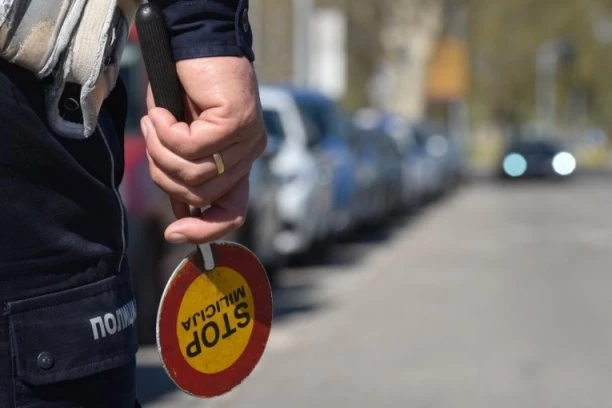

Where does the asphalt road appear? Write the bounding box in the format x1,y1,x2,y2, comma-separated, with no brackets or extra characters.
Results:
136,174,612,408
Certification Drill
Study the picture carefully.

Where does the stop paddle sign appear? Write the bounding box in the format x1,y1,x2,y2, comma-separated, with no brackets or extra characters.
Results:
157,242,272,397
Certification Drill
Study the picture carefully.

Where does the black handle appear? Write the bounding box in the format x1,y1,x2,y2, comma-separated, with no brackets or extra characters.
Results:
135,3,185,121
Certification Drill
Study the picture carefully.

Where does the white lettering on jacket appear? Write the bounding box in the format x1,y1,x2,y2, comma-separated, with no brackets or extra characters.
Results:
89,300,137,340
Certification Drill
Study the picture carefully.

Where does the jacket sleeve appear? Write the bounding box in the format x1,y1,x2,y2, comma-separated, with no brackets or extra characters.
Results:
149,0,254,62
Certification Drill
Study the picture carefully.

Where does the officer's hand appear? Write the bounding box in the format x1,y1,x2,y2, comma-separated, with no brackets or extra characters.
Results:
140,56,267,244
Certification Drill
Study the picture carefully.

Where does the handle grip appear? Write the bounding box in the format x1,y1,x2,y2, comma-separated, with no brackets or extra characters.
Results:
135,3,184,121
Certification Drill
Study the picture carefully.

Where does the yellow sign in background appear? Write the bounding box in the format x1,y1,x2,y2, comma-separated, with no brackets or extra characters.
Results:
426,38,469,102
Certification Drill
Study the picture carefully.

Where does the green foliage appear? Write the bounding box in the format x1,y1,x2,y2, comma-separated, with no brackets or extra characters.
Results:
468,0,612,132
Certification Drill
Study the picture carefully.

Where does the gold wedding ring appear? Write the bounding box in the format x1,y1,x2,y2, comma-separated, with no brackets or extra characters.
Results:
213,152,225,176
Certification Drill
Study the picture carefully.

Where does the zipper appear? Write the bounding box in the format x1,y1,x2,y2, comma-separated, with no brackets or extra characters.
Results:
98,123,127,273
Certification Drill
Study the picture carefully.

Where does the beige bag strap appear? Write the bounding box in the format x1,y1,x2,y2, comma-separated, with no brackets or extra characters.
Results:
0,0,87,76
47,0,139,139
0,0,140,138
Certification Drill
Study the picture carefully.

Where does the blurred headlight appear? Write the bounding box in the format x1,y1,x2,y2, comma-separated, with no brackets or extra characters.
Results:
503,153,527,177
552,152,576,176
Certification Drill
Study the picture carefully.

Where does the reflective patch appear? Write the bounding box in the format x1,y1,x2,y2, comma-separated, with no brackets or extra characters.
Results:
89,299,137,340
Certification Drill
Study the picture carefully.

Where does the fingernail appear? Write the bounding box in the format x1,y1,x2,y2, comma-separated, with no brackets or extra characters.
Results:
167,233,188,244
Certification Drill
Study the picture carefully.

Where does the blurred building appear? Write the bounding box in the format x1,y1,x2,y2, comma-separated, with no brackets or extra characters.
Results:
249,1,294,83
378,0,445,120
250,0,451,120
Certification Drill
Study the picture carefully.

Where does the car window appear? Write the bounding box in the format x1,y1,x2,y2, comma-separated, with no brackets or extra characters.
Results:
510,141,559,156
412,125,431,147
293,95,337,137
262,109,285,141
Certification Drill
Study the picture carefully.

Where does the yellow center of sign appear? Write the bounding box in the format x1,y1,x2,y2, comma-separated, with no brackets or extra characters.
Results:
176,266,255,374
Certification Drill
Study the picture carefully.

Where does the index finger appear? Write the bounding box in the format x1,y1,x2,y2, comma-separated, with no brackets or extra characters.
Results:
164,176,250,243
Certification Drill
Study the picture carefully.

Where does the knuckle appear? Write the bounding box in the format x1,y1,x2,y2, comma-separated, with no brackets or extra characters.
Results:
244,107,261,128
221,120,242,141
213,104,242,129
216,104,236,122
228,108,260,140
180,144,204,161
180,168,206,187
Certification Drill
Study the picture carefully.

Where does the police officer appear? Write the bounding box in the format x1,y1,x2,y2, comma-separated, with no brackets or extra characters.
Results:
0,0,265,406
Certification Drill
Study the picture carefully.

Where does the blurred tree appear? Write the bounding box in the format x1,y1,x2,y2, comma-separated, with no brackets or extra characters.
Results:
468,0,612,134
253,0,444,113
317,0,444,112
250,0,295,83
316,0,387,110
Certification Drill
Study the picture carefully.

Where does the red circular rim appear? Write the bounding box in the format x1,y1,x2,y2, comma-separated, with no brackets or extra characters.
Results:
157,242,273,397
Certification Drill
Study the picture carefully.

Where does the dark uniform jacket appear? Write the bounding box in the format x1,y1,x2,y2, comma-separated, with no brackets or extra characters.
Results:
0,1,253,406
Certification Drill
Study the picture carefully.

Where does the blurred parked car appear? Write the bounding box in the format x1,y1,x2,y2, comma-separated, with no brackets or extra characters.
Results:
351,109,405,222
441,132,465,189
498,137,577,180
346,116,390,226
259,85,333,258
391,118,428,208
353,110,459,211
224,136,285,283
409,122,457,201
376,116,411,213
289,88,360,236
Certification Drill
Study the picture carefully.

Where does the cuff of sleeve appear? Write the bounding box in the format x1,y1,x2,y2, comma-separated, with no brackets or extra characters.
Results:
172,44,251,61
155,0,255,62
235,0,255,61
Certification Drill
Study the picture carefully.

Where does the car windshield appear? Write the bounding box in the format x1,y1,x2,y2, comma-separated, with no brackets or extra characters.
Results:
509,140,560,156
293,94,337,137
262,109,285,141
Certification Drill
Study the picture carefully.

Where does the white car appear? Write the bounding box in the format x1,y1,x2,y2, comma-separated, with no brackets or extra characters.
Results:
259,86,333,257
